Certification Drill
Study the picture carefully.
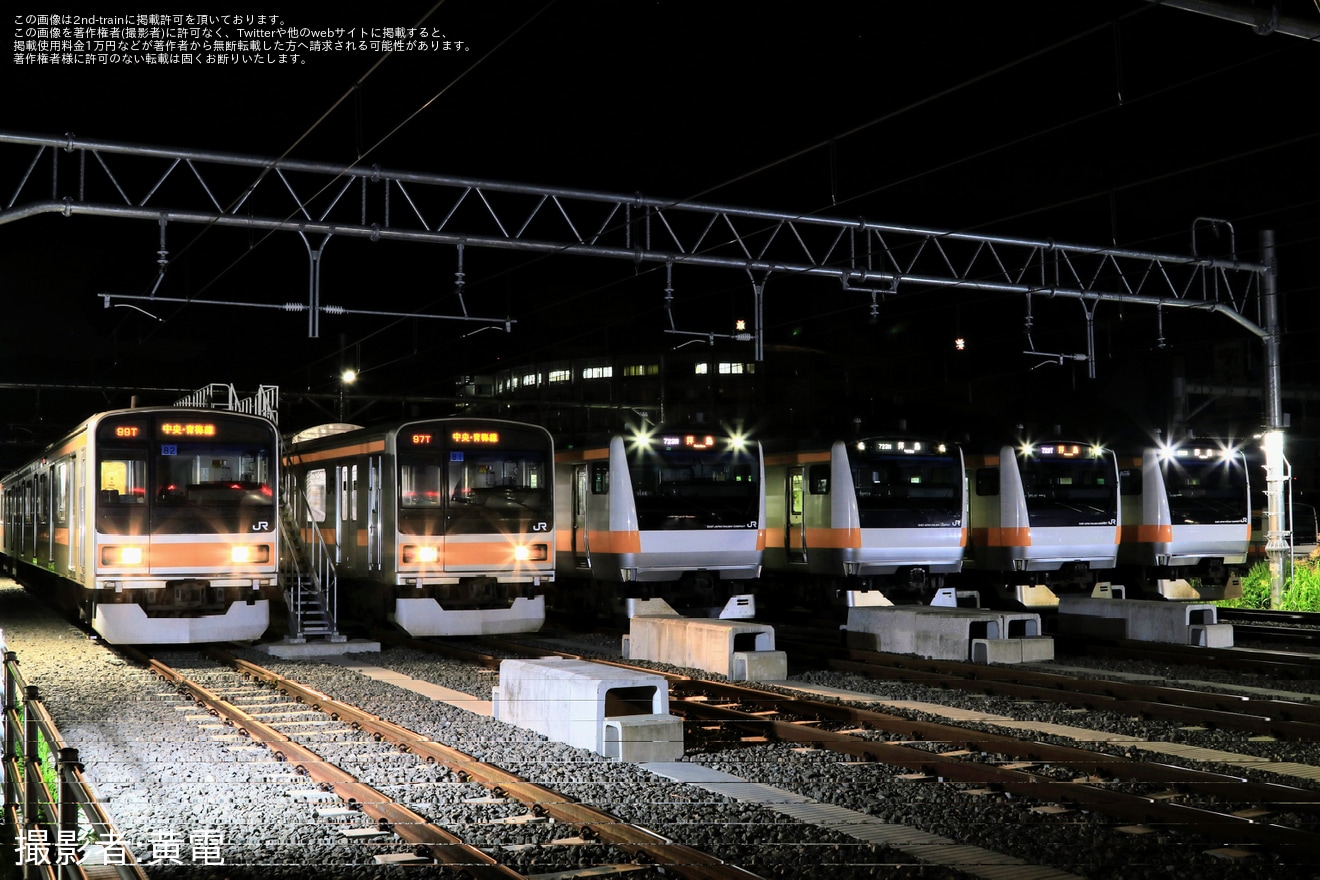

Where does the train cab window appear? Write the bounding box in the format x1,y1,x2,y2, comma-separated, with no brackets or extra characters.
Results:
591,462,610,495
401,463,443,508
808,464,830,495
99,459,146,504
975,467,1000,496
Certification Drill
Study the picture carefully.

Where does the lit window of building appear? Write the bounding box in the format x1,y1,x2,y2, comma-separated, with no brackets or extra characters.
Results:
623,363,660,377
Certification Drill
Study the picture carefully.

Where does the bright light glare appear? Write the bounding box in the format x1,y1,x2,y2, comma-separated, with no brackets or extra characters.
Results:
417,546,438,563
121,547,143,564
1263,430,1285,466
514,545,531,561
231,546,251,563
341,369,357,384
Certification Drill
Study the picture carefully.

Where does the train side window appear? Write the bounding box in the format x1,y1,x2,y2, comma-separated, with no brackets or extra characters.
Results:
305,469,327,523
975,467,1000,496
591,462,609,495
808,464,830,495
339,466,350,521
350,464,359,521
54,463,68,525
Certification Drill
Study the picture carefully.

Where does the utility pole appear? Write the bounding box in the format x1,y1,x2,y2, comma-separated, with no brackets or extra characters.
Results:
1260,230,1288,607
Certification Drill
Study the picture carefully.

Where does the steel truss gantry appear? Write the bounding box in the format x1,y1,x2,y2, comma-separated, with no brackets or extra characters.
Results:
0,130,1290,601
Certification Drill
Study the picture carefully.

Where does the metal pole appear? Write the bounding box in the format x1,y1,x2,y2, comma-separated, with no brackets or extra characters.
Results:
2,650,14,819
1261,229,1287,607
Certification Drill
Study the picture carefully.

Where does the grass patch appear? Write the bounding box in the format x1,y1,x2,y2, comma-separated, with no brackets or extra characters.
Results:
1218,558,1320,611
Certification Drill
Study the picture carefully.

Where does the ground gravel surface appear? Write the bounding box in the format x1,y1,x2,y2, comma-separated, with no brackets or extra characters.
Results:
3,583,1319,878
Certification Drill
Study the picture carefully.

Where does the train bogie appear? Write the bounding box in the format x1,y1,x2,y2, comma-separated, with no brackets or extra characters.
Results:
1,408,280,644
283,418,555,637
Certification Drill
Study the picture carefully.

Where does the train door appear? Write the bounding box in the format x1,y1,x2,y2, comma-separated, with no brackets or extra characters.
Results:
69,455,84,579
571,464,591,569
37,471,51,567
367,455,382,571
785,467,806,563
335,464,349,565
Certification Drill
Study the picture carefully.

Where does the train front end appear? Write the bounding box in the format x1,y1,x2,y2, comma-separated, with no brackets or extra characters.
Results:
1118,444,1250,594
390,420,555,636
556,428,764,615
90,410,278,643
968,441,1119,596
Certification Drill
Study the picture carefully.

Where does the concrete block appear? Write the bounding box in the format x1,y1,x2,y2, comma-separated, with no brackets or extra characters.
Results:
1191,623,1235,648
492,657,682,760
732,649,788,681
1058,596,1231,646
971,637,1055,664
627,615,783,681
847,606,1045,662
602,713,684,762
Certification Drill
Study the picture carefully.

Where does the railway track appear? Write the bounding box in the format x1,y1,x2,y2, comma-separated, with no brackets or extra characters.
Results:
379,630,1320,871
131,646,759,879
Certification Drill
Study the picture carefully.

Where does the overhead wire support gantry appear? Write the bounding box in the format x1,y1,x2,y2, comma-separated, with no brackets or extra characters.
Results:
0,130,1267,340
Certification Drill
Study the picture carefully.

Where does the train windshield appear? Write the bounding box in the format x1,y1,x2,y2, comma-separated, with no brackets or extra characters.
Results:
397,424,552,535
1020,447,1117,527
846,445,963,528
629,441,759,530
95,414,277,535
1160,453,1248,524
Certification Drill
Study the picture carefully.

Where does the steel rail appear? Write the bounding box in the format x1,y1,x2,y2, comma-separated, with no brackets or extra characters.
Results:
205,649,762,880
137,653,526,879
673,690,1320,861
776,636,1320,736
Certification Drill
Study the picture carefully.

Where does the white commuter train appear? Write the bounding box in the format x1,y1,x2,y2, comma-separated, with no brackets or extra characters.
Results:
761,437,967,603
963,441,1121,599
552,427,765,614
1117,444,1251,592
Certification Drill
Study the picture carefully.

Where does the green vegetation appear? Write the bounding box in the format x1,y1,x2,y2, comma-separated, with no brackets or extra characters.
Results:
1218,558,1320,611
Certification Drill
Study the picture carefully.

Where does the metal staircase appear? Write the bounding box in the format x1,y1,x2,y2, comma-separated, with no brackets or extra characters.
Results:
278,474,342,642
170,382,342,642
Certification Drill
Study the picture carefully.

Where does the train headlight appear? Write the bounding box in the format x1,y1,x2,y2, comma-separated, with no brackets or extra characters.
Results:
231,545,271,564
101,545,144,565
515,544,549,562
402,545,438,564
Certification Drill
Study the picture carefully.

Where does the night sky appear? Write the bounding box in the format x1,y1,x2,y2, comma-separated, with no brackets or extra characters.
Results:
4,1,1320,470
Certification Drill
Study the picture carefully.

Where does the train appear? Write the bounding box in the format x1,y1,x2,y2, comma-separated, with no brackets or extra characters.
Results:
760,436,967,605
0,407,280,644
568,429,1252,615
551,426,765,617
281,417,556,636
1116,444,1251,595
3,403,1258,644
961,440,1122,604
